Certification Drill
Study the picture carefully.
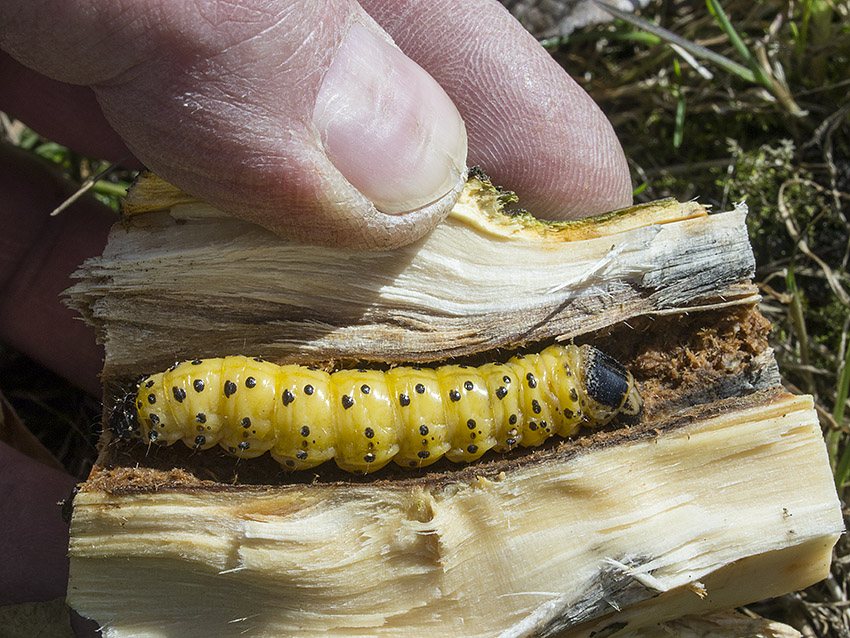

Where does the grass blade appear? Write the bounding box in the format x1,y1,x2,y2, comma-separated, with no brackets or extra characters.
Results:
594,1,758,83
704,0,774,89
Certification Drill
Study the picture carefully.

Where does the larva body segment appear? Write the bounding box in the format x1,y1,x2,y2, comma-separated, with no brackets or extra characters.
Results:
331,369,401,473
270,365,335,470
384,367,451,468
436,365,497,463
126,345,643,474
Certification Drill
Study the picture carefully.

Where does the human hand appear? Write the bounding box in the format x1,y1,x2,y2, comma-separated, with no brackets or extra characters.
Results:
2,0,631,251
0,3,632,633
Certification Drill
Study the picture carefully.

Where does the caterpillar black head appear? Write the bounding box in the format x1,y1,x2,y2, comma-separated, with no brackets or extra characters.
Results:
109,390,142,441
577,345,643,426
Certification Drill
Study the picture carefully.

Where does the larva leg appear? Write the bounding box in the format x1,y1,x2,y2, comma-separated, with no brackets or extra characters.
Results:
331,369,401,473
477,362,523,452
270,366,335,470
217,356,280,458
436,365,497,463
385,366,451,468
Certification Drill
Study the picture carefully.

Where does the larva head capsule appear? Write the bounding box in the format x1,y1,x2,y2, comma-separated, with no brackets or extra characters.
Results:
108,391,142,441
578,345,643,426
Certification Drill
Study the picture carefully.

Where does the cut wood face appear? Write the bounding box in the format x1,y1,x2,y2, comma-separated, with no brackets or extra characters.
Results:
66,174,758,381
68,390,844,638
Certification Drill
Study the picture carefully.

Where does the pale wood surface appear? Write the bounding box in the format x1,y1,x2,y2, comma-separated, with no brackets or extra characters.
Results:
67,176,757,379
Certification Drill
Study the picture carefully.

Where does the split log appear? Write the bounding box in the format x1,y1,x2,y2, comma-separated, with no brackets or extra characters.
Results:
64,173,843,637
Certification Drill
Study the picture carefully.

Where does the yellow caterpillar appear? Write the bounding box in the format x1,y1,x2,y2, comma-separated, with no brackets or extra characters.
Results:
113,344,643,474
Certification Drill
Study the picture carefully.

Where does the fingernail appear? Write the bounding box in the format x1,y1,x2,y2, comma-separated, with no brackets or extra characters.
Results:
313,22,467,214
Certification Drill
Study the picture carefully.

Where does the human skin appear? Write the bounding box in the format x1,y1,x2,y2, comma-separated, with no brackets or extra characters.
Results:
0,1,632,633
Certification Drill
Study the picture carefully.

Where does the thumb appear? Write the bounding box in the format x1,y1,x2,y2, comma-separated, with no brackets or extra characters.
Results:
0,0,468,249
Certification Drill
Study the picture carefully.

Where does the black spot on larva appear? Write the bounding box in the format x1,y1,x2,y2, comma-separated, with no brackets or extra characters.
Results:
503,375,511,384
467,419,476,429
361,384,371,394
145,379,155,389
415,383,425,394
464,380,474,391
301,425,310,437
342,395,354,409
506,437,517,446
399,393,410,407
191,359,202,365
541,421,549,432
149,413,160,425
224,380,237,398
364,453,376,463
253,357,264,363
286,459,295,467
172,387,186,402
147,393,156,404
467,444,478,454
564,409,575,419
196,412,207,423
193,379,205,392
419,424,429,436
509,414,517,425
357,368,366,373
412,365,422,371
194,435,206,447
364,427,375,439
564,364,572,376
282,389,294,406
532,399,542,414
296,450,307,460
526,373,537,388
449,389,461,402
245,376,256,389
304,384,314,395
148,430,159,441
529,422,538,431
496,386,507,399
570,387,579,402
418,450,430,459
137,401,143,410
307,365,318,371
409,461,417,467
241,417,251,429
238,441,250,451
